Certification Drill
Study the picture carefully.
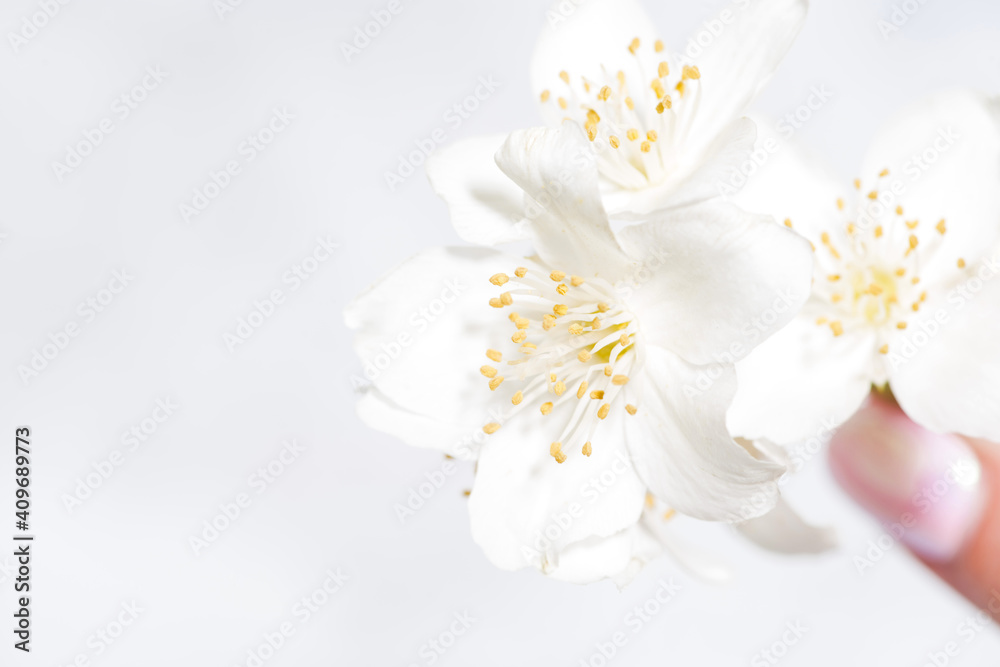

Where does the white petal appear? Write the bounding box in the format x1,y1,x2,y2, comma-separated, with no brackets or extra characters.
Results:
345,247,518,454
468,408,647,576
616,200,814,366
683,0,808,160
623,346,786,522
737,497,837,554
495,122,632,280
861,90,1000,285
547,525,661,585
728,314,875,445
530,0,658,125
425,135,530,246
889,276,1000,441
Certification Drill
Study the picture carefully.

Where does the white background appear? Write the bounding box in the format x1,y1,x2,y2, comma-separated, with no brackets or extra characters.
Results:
2,0,1000,665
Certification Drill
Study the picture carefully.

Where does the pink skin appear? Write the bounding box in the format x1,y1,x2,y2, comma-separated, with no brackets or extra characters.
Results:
828,398,986,563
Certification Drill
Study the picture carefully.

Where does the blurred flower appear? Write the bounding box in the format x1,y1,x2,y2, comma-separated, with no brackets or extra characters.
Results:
347,123,819,583
427,0,809,240
729,90,1000,445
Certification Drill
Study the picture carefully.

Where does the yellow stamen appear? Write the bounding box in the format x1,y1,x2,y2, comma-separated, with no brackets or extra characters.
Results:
489,376,504,391
514,266,527,278
489,273,509,286
625,404,637,415
512,391,523,406
582,442,592,457
480,365,497,378
554,381,566,396
540,402,553,415
612,375,629,386
483,423,501,434
577,381,589,399
577,349,592,363
597,404,610,419
590,390,604,400
830,321,844,337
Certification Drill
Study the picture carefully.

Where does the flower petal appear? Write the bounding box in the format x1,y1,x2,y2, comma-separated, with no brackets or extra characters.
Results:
889,276,1000,442
468,407,647,577
425,135,531,246
623,346,786,522
345,246,519,455
616,200,814,366
530,0,658,125
861,90,1000,285
736,497,837,554
495,122,632,280
683,0,809,160
728,314,875,445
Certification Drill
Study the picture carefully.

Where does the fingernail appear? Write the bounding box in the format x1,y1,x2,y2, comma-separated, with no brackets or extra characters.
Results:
828,398,985,562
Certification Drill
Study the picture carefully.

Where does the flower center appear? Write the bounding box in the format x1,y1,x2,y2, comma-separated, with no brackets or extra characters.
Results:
794,170,967,355
539,37,702,191
479,264,640,463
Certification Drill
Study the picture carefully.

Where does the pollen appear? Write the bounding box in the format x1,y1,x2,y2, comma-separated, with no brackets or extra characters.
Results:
640,141,652,153
489,297,503,308
582,442,593,457
553,304,568,316
610,135,620,149
577,349,592,362
654,39,664,52
937,219,947,234
483,423,501,434
540,402,554,415
874,226,883,238
784,218,793,228
830,321,844,337
543,314,557,330
657,61,669,78
554,381,566,396
489,376,504,391
647,130,658,142
577,381,589,399
490,273,509,286
879,168,889,177
597,404,611,419
480,365,497,378
604,365,613,377
627,128,640,141
568,323,585,335
682,65,701,80
500,292,513,306
550,442,567,464
836,198,845,211
571,275,584,286
619,334,630,347
612,375,630,386
540,90,550,103
598,85,612,101
628,37,640,54
591,317,602,329
625,404,637,415
958,258,966,268
879,344,889,354
514,267,528,278
559,70,570,84
854,178,861,189
512,391,523,405
511,330,526,343
867,191,878,200
558,97,568,110
557,283,568,295
897,322,908,330
597,302,610,313
590,390,605,400
486,349,502,362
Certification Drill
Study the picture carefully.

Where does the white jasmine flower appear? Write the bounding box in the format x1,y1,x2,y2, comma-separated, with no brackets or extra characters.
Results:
728,90,1000,445
348,122,817,583
427,0,809,241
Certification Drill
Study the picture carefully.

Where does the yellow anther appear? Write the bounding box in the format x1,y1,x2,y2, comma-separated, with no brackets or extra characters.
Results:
540,90,550,103
480,365,497,378
582,442,592,457
489,376,504,391
627,128,640,142
619,333,630,347
500,292,513,306
830,321,844,337
511,391,523,406
570,275,584,286
879,168,889,177
874,226,883,238
624,96,634,110
958,258,966,269
836,198,845,211
867,191,878,200
590,390,604,400
853,178,861,189
905,220,919,230
895,268,906,277
585,109,600,126
489,297,503,308
651,79,666,99
550,373,557,383
625,404,637,415
784,218,793,228
896,206,904,216
483,423,501,434
490,273,509,286
906,234,918,256
646,130,658,142
657,61,669,78
515,317,529,330
597,302,610,313
586,125,597,141
550,442,567,464
558,97,568,110
591,317,602,330
540,402,553,415
557,283,568,295
832,294,843,303
879,344,889,355
628,37,640,54
612,375,630,386
656,97,672,113
663,509,677,521
554,381,566,396
897,322,908,330
654,39,664,52
604,365,613,377
598,85,612,101
577,349,592,363
577,381,589,399
645,493,655,508
828,274,841,282
486,349,502,362
559,70,570,84
609,136,620,149
846,223,856,236
553,304,568,316
816,317,828,325
597,404,610,420
511,330,526,343
911,302,920,312
543,314,556,330
640,141,652,153
514,266,527,278
568,323,585,335
682,65,700,80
